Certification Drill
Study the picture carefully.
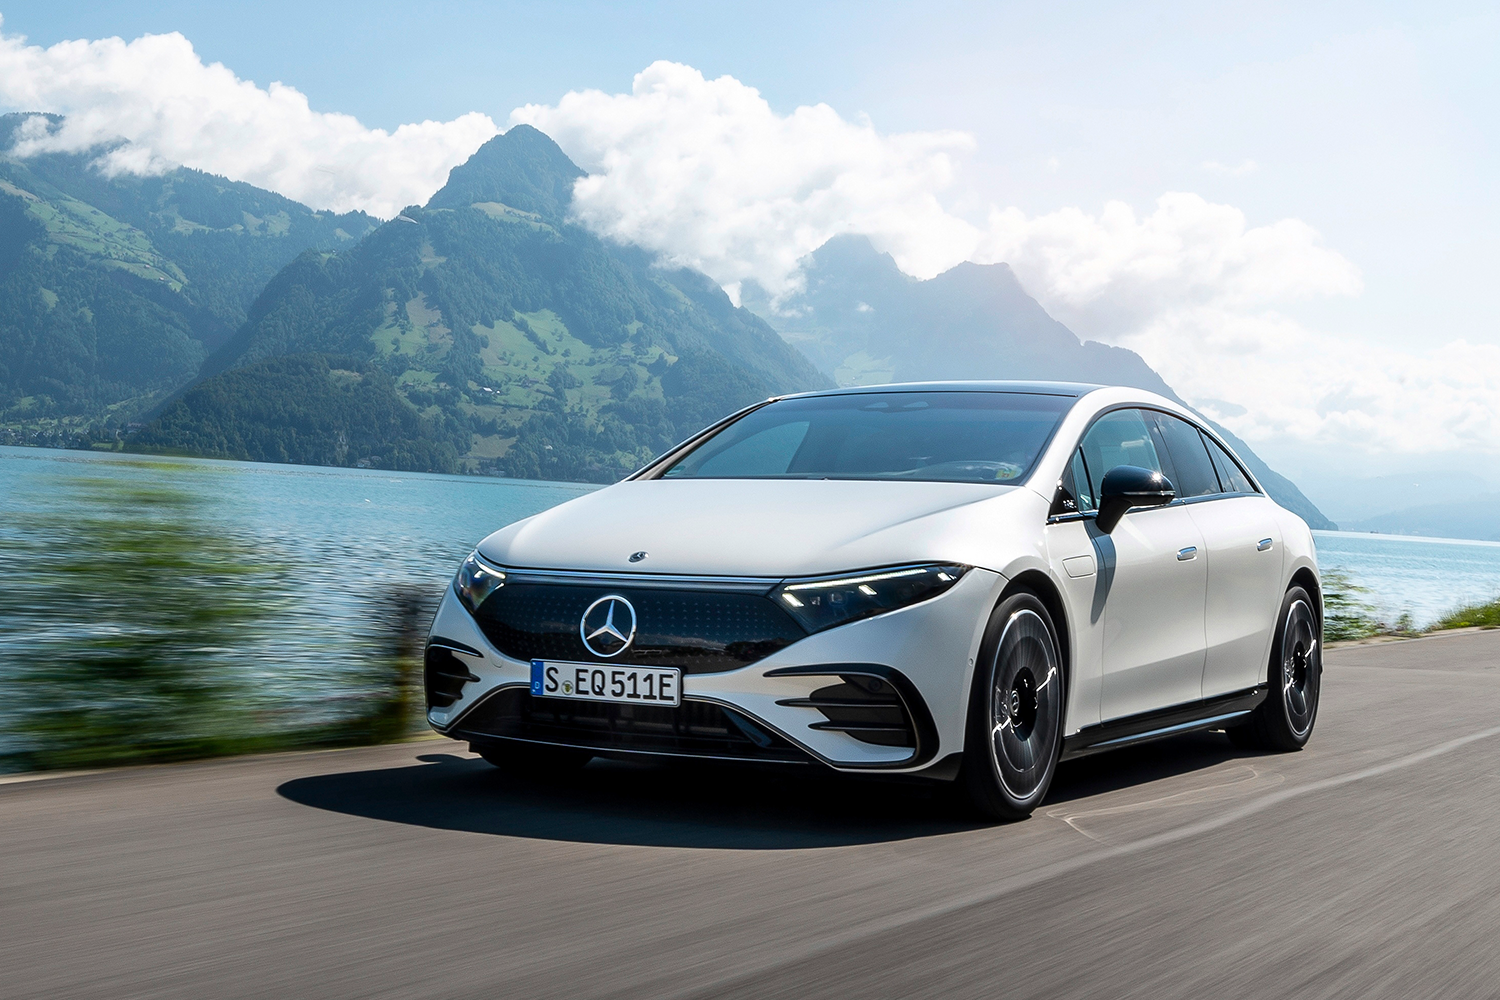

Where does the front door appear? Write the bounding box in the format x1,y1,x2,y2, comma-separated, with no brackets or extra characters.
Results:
1074,409,1208,721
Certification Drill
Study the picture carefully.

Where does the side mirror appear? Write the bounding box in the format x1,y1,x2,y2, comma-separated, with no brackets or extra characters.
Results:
1096,465,1176,533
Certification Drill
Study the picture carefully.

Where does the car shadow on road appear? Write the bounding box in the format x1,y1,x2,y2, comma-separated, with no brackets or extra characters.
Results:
277,753,983,849
1047,731,1249,805
278,731,1248,849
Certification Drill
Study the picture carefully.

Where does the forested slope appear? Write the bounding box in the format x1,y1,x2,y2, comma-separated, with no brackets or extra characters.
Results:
0,113,374,443
136,126,829,479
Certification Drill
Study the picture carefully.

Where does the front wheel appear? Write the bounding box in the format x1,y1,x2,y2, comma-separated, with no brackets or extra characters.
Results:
960,591,1065,821
1228,585,1321,751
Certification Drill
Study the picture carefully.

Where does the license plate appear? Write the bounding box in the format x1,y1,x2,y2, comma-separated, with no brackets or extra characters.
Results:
530,660,682,707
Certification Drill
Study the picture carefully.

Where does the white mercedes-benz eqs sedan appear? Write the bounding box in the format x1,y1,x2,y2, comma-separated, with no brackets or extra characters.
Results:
425,382,1322,820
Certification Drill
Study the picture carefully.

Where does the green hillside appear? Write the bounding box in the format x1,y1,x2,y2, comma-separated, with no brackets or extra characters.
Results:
0,113,375,445
744,235,1334,528
134,126,830,480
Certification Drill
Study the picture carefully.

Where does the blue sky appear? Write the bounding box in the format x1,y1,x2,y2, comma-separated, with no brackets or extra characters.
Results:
1,1,1497,502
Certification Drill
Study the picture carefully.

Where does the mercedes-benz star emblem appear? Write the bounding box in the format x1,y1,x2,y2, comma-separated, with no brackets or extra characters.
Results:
580,595,637,658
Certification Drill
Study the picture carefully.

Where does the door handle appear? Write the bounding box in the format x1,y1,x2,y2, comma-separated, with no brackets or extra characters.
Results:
1258,538,1273,552
1177,546,1197,561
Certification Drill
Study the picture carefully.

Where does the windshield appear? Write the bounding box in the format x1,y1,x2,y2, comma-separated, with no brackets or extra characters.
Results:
658,391,1074,484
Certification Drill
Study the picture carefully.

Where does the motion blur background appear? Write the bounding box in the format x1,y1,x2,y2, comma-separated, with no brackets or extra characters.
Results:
3,1,1499,770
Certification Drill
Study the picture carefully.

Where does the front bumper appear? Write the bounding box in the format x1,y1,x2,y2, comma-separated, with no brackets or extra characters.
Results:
425,567,1002,773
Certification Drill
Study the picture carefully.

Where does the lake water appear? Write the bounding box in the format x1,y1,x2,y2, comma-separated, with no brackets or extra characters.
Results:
3,447,1497,654
1311,530,1500,625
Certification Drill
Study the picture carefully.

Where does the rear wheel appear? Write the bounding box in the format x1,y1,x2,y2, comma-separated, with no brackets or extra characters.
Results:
475,741,593,775
960,591,1065,821
1227,585,1321,751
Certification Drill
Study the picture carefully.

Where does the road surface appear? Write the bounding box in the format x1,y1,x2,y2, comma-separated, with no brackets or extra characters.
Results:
5,630,1500,999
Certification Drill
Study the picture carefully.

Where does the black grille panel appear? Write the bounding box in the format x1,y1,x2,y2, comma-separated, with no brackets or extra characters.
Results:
471,583,806,673
454,688,809,762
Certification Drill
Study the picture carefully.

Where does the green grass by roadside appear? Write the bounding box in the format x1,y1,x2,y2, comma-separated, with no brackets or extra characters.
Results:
1324,566,1499,643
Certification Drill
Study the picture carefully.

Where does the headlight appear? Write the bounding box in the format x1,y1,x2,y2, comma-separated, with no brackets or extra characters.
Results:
773,564,968,633
453,550,506,612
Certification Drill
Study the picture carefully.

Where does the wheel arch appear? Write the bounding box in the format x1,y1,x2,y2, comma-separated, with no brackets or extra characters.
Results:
1289,565,1323,630
999,569,1073,701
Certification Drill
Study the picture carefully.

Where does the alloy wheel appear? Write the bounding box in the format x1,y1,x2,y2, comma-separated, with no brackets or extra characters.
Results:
989,608,1062,800
1281,598,1319,737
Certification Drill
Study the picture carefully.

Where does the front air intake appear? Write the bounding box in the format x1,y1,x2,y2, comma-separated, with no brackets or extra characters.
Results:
424,642,479,709
779,675,916,748
452,688,811,763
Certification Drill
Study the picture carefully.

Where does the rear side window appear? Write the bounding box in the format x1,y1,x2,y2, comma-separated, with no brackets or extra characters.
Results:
1205,437,1257,494
1151,413,1221,498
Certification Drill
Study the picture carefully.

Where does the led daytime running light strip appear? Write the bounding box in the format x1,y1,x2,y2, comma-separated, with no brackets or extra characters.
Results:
782,567,933,592
470,554,507,579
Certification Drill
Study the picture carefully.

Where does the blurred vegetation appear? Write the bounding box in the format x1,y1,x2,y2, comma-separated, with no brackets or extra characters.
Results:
0,475,430,771
1429,599,1500,631
1321,569,1387,641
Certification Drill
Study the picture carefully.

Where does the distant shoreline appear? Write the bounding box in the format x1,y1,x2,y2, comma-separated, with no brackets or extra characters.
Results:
1313,528,1500,548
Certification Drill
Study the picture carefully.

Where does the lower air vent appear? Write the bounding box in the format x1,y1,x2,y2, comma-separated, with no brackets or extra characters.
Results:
452,688,810,763
779,675,915,748
424,642,480,709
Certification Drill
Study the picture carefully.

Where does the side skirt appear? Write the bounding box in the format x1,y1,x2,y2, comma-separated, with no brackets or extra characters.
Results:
1061,685,1269,760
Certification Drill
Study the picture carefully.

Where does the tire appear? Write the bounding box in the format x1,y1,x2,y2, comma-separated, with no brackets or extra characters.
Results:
476,741,593,775
959,590,1065,821
1227,585,1321,752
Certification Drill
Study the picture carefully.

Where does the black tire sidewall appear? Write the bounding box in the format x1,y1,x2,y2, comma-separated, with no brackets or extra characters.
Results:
961,590,1065,819
1264,585,1320,749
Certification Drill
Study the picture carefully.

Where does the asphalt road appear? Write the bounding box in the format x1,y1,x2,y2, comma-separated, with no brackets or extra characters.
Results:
5,631,1500,999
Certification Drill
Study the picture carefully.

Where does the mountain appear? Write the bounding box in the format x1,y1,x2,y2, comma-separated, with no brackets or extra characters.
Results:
743,235,1334,529
132,126,830,479
1342,498,1500,541
0,113,376,444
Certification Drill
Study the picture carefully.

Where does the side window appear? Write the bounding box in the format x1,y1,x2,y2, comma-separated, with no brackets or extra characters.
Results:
1152,413,1221,498
1204,436,1256,494
1070,448,1096,512
1051,447,1095,516
1078,409,1164,500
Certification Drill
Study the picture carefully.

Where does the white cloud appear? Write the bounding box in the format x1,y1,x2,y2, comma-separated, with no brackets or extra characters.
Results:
514,65,1500,458
1132,309,1500,455
0,23,1494,462
511,61,978,297
0,20,498,217
975,196,1500,455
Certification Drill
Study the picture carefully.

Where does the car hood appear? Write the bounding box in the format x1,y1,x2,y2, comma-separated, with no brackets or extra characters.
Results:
476,478,1038,577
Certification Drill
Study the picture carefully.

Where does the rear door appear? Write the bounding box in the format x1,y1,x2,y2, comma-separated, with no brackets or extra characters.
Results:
1185,428,1286,697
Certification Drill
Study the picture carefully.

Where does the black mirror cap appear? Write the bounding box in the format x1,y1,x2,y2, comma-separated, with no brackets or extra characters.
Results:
1096,465,1176,533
